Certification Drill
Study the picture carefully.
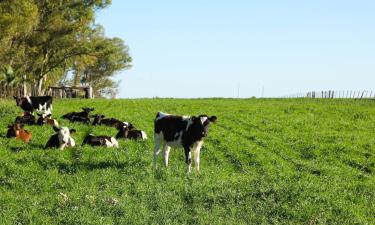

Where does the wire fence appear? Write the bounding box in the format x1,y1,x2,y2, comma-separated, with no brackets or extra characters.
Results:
282,90,375,99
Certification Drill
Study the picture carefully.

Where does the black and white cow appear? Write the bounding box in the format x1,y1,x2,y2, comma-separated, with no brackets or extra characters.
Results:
91,114,124,127
153,112,217,172
116,122,147,140
62,107,94,124
45,126,76,150
82,134,119,148
14,96,53,114
15,111,36,125
36,113,59,126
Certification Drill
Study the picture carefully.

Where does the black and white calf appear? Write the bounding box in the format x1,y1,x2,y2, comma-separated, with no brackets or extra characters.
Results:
92,114,124,127
153,112,217,172
45,126,76,150
116,122,147,140
15,111,36,125
14,96,52,115
62,107,94,123
82,134,119,148
37,113,59,126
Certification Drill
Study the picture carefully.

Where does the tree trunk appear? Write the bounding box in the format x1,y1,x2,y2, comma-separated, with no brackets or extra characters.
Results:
23,74,27,96
37,77,44,96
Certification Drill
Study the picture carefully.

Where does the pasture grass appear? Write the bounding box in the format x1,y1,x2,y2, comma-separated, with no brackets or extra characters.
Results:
0,98,374,224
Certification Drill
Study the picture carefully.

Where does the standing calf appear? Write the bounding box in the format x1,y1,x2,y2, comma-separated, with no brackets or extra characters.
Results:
14,96,52,115
6,123,32,143
153,112,217,172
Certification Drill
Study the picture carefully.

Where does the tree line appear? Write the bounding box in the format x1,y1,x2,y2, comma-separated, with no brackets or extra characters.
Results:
0,0,132,98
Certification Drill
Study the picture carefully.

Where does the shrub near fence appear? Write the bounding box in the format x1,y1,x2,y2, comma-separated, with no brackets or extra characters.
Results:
284,90,375,99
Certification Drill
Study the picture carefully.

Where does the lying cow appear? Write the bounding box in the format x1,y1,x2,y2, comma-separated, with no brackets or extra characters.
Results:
68,115,90,124
62,107,94,123
14,96,52,115
82,134,119,148
37,113,59,126
6,123,32,143
116,122,147,140
91,114,124,127
153,112,217,172
45,126,76,150
15,111,36,125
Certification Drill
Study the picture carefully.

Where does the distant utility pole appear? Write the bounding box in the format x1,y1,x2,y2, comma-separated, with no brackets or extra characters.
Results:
237,82,240,98
261,86,264,98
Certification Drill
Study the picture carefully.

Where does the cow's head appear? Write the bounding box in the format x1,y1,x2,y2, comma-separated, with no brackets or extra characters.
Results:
190,115,217,138
91,114,105,125
53,126,76,144
116,122,134,131
123,122,135,130
116,122,135,138
37,113,52,125
82,107,95,113
7,123,23,136
13,96,24,106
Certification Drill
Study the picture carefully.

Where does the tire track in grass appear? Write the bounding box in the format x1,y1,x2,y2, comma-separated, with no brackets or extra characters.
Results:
221,115,325,177
231,104,374,178
225,101,371,179
214,122,296,176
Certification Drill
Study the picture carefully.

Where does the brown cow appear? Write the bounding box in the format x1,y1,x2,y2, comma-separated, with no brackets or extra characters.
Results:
6,123,32,143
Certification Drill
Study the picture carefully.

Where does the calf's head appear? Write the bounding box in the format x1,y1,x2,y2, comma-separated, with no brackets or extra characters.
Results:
37,113,51,125
7,123,23,137
116,122,134,132
92,114,105,125
13,96,25,106
82,107,94,113
53,126,76,144
189,115,217,138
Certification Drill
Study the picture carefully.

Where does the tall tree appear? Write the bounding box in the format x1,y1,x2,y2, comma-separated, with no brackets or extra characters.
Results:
25,0,113,95
0,0,131,98
0,0,38,95
72,26,132,96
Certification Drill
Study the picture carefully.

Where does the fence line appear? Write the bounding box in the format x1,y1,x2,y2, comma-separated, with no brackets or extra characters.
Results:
282,90,375,99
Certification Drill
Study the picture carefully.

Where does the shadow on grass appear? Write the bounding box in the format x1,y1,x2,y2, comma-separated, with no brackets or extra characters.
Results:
9,143,44,152
55,160,149,174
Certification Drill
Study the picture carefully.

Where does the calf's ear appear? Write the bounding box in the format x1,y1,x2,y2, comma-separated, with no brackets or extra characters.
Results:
53,126,60,132
90,108,95,111
209,116,217,123
70,129,76,134
13,96,18,99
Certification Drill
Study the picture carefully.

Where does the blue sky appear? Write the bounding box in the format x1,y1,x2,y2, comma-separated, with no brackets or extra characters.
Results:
96,0,375,98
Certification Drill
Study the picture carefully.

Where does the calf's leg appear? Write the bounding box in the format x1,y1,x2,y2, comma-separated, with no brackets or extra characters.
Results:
192,141,203,171
184,147,192,173
153,133,163,167
163,145,171,167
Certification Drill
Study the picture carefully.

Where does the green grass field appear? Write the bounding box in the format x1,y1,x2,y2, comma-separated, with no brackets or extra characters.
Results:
0,98,374,224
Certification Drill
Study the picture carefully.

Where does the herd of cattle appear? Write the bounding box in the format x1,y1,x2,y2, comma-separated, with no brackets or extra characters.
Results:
5,96,217,172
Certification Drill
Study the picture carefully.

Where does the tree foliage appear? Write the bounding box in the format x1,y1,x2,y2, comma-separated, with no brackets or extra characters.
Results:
0,0,131,97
